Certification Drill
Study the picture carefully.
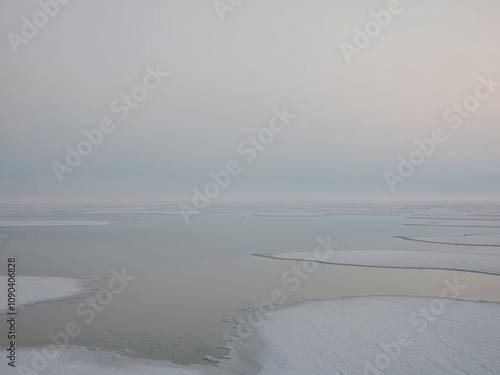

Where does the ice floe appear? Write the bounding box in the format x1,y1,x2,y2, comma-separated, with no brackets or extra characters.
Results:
0,220,117,227
406,214,500,220
403,220,500,228
229,296,500,375
0,276,95,314
254,249,500,275
399,233,500,247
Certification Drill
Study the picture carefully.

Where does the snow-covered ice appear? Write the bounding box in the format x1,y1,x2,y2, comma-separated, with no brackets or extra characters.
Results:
403,220,500,228
229,296,500,375
400,233,500,246
255,249,500,275
0,347,221,375
406,213,500,220
0,276,94,314
80,209,185,215
0,220,117,227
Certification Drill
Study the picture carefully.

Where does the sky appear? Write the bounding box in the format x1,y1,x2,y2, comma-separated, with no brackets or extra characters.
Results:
1,0,499,204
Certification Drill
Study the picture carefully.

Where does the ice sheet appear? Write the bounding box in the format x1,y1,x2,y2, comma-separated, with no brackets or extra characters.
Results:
232,297,500,375
403,221,500,228
254,249,500,275
399,233,500,247
0,276,93,314
0,347,220,375
0,221,117,227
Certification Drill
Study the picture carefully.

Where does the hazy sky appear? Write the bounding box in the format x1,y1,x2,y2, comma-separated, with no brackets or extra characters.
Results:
1,0,499,203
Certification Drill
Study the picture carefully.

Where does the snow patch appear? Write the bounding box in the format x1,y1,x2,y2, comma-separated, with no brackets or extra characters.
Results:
0,276,95,314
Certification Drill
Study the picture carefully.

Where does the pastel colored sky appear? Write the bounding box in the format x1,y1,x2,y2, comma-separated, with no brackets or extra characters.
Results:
1,0,499,203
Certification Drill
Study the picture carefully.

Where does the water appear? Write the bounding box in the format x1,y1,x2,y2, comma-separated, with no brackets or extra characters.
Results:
1,203,499,364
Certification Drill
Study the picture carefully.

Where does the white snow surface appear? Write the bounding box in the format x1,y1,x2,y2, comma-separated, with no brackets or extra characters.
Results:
1,297,499,374
404,220,500,228
0,220,116,227
406,213,500,220
401,233,500,246
255,249,500,275
234,296,500,375
1,347,220,375
0,276,92,313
